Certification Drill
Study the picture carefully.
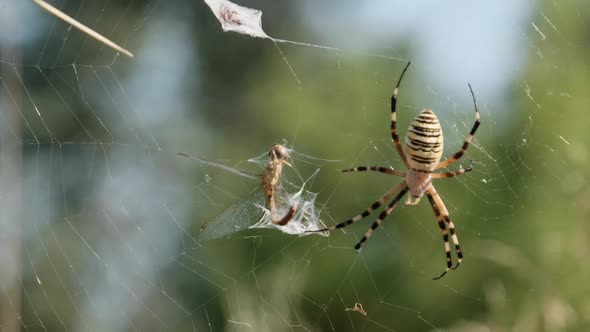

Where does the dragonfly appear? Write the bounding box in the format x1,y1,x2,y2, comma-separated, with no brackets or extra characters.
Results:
177,144,328,241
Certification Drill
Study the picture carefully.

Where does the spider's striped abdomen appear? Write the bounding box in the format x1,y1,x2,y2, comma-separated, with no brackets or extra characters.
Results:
405,109,443,172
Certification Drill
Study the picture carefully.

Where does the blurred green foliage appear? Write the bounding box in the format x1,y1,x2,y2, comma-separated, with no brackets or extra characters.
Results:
1,0,589,331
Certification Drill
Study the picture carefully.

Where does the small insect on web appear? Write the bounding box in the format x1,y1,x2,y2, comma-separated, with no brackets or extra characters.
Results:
203,0,269,38
177,144,329,241
308,62,481,280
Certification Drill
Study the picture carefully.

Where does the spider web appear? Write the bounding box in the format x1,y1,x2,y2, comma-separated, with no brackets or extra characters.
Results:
0,0,588,331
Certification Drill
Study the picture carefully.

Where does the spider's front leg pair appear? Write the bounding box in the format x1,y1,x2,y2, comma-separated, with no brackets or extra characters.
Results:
334,167,468,280
309,61,480,279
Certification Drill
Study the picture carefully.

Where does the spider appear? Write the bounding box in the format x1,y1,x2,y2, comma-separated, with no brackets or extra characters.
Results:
308,62,480,279
262,144,297,226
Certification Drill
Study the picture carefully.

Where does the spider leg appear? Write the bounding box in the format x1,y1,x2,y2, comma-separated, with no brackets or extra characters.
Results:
427,197,452,280
426,185,463,280
306,182,407,233
431,161,473,179
391,61,412,168
354,184,409,251
342,166,406,177
435,83,480,170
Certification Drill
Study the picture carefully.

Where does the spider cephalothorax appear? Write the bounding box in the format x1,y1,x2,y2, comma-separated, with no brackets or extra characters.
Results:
309,62,480,279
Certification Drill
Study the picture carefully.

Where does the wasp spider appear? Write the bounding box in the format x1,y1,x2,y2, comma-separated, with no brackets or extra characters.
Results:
263,144,297,226
309,62,480,279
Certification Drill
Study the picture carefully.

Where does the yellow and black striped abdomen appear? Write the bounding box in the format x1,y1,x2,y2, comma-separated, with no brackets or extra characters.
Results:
405,109,443,171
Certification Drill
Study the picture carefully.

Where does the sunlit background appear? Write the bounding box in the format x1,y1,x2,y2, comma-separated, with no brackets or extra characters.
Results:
1,0,589,331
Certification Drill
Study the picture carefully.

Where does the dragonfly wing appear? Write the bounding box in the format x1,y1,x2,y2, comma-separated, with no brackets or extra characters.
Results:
198,188,265,241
